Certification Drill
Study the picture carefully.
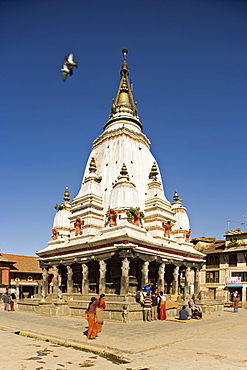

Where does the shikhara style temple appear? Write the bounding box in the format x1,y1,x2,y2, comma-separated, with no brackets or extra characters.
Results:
34,50,206,319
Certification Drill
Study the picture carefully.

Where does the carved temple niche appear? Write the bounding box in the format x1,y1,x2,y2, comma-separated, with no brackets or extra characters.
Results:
129,258,142,292
58,264,67,293
164,264,174,294
88,260,99,294
149,261,160,292
106,258,121,294
72,263,82,293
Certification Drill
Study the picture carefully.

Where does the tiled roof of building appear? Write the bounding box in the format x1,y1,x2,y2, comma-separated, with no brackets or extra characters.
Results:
0,254,42,273
225,230,247,236
202,241,226,255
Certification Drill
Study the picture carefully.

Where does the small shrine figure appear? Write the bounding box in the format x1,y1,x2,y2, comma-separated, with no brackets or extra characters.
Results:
109,209,117,227
52,228,58,240
75,217,82,236
185,229,192,242
164,221,173,238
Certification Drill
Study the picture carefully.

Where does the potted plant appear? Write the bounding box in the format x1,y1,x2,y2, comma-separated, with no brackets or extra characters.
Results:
126,207,145,226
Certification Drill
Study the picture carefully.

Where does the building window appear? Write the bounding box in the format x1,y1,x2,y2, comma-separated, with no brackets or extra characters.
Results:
229,254,237,267
206,271,219,283
231,271,247,282
0,269,2,284
206,255,220,268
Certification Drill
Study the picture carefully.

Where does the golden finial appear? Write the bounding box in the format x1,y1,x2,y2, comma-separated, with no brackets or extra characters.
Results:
120,163,128,176
63,187,70,202
149,162,158,180
173,190,183,204
89,157,97,173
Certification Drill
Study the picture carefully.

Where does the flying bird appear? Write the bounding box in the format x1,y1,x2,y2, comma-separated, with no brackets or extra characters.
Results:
61,54,78,82
67,53,78,68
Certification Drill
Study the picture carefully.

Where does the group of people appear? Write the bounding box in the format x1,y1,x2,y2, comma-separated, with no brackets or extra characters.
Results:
85,293,106,341
136,285,167,321
2,291,16,311
179,293,202,320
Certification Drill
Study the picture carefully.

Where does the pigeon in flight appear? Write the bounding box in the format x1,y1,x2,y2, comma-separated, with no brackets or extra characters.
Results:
61,54,78,82
67,53,78,68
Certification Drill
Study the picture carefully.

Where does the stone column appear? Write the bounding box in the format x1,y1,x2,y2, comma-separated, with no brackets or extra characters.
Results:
99,260,107,294
42,268,49,298
184,267,191,300
194,268,200,297
172,266,179,295
120,258,130,295
53,266,59,294
141,261,149,288
157,263,165,293
81,263,89,294
67,265,73,294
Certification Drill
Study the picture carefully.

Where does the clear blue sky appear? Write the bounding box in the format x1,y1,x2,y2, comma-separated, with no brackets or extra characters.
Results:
1,0,246,256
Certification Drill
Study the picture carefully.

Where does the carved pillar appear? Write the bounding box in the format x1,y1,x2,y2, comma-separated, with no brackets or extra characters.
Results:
184,267,191,299
194,268,200,296
141,261,149,288
81,263,89,294
99,260,107,294
42,267,49,298
67,265,73,294
120,258,130,295
157,263,165,293
53,266,59,294
172,266,179,295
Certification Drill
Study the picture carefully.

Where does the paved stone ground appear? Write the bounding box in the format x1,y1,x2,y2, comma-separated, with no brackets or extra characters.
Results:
0,307,246,369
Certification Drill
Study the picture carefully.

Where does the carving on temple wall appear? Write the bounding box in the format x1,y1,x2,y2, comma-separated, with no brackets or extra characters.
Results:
159,263,165,277
185,267,191,283
52,228,58,240
109,209,117,227
75,217,82,236
99,260,107,275
82,264,88,279
121,258,130,275
164,221,173,238
42,268,48,280
67,265,73,278
185,229,192,242
173,266,179,281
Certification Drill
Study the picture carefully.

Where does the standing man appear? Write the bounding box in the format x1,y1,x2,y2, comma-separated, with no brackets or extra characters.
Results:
143,293,152,322
151,292,158,320
2,290,10,311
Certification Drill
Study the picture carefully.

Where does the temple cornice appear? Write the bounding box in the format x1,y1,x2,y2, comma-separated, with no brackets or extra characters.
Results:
92,126,150,150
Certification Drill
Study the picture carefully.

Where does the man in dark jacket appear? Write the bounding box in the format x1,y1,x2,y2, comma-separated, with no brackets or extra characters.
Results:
2,291,10,311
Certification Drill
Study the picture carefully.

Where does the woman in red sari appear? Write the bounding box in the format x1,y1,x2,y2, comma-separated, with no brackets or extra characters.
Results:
96,294,106,333
159,291,167,320
85,297,98,340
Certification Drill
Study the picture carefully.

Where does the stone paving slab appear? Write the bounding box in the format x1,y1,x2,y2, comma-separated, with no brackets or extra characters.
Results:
0,308,246,369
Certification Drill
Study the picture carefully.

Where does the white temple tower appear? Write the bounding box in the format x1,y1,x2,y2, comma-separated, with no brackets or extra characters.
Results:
36,50,204,306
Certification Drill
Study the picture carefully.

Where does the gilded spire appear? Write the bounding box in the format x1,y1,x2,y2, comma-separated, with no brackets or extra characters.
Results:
172,190,183,204
111,49,138,117
120,163,128,176
63,187,70,202
149,162,158,180
89,157,97,173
